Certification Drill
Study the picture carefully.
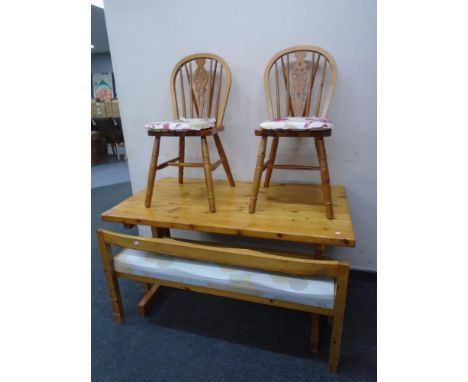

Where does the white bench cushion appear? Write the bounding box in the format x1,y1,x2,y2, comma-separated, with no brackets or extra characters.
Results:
114,249,335,309
146,118,215,131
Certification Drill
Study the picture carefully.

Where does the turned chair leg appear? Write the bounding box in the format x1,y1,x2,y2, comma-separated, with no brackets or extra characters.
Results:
249,137,268,213
201,136,216,212
264,137,279,188
315,137,334,219
97,231,124,324
145,136,161,208
213,133,235,187
178,137,185,184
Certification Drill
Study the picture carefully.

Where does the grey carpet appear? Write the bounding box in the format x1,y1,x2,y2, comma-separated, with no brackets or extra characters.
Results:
91,156,130,189
92,181,376,381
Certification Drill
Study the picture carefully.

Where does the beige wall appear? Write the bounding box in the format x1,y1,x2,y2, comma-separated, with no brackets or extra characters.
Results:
104,0,376,270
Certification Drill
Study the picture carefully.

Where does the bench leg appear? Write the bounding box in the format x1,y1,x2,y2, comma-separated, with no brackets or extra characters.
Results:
328,268,349,373
329,317,344,372
97,231,124,324
249,136,268,213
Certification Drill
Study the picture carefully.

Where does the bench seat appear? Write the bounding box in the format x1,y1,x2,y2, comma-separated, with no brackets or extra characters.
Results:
114,248,336,309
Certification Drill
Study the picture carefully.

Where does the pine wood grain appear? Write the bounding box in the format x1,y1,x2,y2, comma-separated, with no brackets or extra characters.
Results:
101,178,355,247
99,229,345,277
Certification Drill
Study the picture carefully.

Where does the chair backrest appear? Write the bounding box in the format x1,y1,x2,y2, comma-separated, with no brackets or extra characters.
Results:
264,45,337,119
170,53,232,128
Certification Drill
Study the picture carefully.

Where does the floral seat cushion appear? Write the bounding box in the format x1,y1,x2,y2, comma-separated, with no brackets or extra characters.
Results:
114,248,336,309
259,116,334,130
146,117,216,131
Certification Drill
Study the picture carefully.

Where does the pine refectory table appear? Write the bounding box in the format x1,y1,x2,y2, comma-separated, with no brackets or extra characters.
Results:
100,177,355,311
101,178,355,244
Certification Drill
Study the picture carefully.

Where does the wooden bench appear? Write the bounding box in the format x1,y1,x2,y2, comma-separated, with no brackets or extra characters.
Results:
97,228,350,373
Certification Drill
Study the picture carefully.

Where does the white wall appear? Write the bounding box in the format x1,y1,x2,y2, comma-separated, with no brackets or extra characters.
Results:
104,0,376,271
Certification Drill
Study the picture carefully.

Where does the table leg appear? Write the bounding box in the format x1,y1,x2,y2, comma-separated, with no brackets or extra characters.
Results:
137,284,161,316
315,244,325,259
311,244,326,351
137,226,171,315
151,226,171,238
310,313,320,352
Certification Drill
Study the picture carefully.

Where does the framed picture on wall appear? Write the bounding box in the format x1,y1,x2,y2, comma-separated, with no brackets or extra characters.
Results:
92,72,114,100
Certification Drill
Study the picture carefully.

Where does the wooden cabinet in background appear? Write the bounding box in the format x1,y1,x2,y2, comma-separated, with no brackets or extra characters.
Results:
91,131,108,165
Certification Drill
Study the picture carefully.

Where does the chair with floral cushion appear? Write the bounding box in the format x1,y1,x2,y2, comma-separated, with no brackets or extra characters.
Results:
249,45,337,219
145,53,235,212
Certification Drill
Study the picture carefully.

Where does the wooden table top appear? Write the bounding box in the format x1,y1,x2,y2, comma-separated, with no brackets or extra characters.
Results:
101,178,356,247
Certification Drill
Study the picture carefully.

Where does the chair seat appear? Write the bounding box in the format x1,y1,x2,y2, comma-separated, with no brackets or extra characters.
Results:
259,117,334,130
146,118,216,132
148,125,224,137
114,248,336,309
254,127,331,137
